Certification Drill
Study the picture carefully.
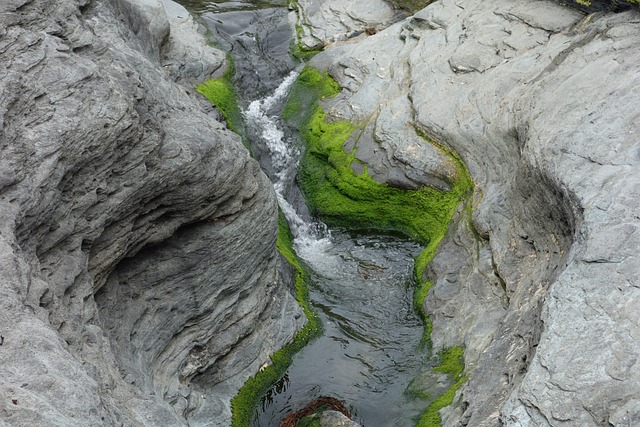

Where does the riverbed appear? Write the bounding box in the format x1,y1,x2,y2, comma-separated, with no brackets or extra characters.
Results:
179,1,434,425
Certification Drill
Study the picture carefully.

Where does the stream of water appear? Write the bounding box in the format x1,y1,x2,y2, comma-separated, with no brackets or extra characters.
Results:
182,1,433,425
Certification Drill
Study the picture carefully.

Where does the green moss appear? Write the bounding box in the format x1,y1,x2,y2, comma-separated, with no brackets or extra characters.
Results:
290,34,322,61
410,128,473,347
433,347,465,378
283,67,340,129
230,213,322,427
290,69,472,248
289,66,473,427
297,415,322,427
298,111,468,245
196,56,244,135
412,279,433,346
416,347,466,427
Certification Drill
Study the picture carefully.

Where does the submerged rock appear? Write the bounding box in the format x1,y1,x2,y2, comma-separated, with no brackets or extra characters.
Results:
0,0,302,425
302,0,640,425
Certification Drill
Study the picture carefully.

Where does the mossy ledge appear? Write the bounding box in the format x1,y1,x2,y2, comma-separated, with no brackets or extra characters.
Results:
288,1,323,60
195,55,244,136
416,347,467,427
230,213,322,427
288,66,473,426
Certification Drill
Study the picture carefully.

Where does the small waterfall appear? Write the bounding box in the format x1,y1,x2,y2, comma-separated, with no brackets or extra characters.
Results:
243,71,337,271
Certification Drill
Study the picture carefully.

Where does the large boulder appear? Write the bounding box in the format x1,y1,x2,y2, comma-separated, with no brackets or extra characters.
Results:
292,0,402,50
306,0,640,425
0,0,302,425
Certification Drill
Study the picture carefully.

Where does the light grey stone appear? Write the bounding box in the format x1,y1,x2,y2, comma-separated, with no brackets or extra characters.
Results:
292,0,399,50
159,0,227,84
303,0,640,426
0,0,302,426
320,410,362,427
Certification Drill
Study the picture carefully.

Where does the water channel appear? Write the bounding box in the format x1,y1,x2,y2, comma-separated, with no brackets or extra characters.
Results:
179,1,435,425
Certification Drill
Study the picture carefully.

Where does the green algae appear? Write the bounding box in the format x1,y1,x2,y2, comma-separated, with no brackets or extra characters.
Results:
289,69,473,249
416,347,467,427
287,66,473,427
298,109,468,245
230,213,322,427
297,415,322,427
283,67,340,127
195,56,244,135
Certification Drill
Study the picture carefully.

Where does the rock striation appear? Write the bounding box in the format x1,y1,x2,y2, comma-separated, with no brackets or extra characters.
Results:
0,0,302,425
302,0,640,425
292,0,402,51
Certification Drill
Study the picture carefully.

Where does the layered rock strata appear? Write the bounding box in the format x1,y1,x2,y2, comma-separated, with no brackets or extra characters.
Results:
302,0,640,425
292,0,402,51
0,0,302,425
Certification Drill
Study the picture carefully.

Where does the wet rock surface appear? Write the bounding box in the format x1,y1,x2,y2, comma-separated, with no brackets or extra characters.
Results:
302,0,640,425
199,2,297,100
0,0,302,425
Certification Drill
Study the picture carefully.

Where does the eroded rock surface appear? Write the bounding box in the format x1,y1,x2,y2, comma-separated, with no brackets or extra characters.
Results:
0,0,302,425
304,0,640,425
292,0,403,51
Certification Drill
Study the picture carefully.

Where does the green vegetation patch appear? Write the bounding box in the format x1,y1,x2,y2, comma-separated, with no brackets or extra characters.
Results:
230,213,322,427
298,110,470,246
411,129,473,347
288,66,473,426
291,69,473,263
416,347,467,427
297,415,322,427
283,67,340,129
196,56,244,135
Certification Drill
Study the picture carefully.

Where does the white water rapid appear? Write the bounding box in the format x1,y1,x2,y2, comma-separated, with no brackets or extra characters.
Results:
243,71,339,273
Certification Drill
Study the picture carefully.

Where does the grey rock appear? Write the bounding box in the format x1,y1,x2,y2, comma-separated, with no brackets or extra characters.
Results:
320,410,362,427
159,0,227,84
304,0,640,426
292,0,400,50
0,0,302,426
310,22,459,190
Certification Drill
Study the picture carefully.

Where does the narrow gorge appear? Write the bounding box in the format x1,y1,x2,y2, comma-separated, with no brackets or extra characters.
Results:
0,0,639,427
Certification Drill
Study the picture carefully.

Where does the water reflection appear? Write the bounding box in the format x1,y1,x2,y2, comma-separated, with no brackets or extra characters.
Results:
177,0,287,14
256,230,428,427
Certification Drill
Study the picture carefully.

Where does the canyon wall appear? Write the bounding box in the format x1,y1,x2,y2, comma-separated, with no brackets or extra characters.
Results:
0,0,302,425
301,0,640,425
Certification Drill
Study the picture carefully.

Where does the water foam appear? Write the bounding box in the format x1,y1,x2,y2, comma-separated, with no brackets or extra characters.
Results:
243,70,338,271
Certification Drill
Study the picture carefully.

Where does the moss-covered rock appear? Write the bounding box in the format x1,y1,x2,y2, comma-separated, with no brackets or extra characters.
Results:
196,56,244,135
416,347,467,427
287,66,472,427
230,213,322,427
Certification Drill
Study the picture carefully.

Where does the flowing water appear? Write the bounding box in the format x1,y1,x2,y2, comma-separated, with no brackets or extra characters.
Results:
181,1,433,425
